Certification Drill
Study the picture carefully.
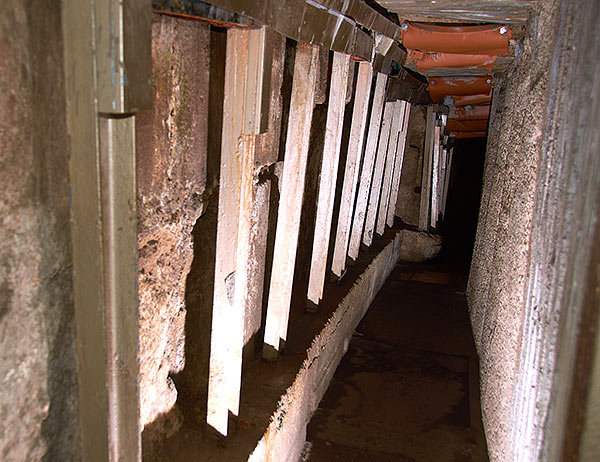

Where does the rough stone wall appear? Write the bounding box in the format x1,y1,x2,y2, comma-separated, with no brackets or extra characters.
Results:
395,107,425,226
135,14,209,431
466,1,561,460
0,1,79,461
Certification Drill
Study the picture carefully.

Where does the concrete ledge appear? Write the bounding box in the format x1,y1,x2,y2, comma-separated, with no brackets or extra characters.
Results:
249,231,404,462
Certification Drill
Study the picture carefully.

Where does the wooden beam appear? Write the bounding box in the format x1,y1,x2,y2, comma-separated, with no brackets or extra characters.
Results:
363,101,395,246
307,52,351,307
379,0,535,24
376,100,406,236
176,0,373,60
263,43,320,360
331,62,373,279
62,0,144,459
418,106,435,231
348,72,388,261
207,28,251,437
430,125,441,228
441,147,454,219
387,102,411,227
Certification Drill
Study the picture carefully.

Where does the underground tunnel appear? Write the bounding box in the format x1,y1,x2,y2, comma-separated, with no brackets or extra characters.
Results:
1,1,600,462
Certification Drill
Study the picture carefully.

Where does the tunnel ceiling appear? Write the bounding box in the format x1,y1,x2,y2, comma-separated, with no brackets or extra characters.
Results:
373,0,536,24
372,0,536,138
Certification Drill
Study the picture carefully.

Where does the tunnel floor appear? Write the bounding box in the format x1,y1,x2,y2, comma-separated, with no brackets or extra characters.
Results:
304,258,488,462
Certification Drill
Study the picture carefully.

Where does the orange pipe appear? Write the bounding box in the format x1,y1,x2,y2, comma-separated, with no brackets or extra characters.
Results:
453,91,493,107
428,76,492,102
453,105,490,120
400,22,511,55
452,131,487,139
447,119,488,132
410,50,498,71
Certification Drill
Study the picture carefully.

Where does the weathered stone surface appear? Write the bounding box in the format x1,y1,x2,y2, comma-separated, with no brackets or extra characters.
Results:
396,106,426,226
398,230,442,263
135,14,209,431
466,1,562,460
0,1,79,460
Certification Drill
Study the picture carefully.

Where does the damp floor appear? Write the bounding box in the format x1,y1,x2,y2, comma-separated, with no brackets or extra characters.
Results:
304,260,489,462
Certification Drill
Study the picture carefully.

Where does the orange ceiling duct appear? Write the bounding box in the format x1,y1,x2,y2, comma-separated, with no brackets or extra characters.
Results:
453,105,490,120
409,50,498,71
428,76,493,102
451,131,487,139
447,119,489,132
400,22,511,55
453,91,493,106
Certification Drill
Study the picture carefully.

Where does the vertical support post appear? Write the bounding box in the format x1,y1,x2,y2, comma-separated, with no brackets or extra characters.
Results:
387,102,411,227
418,106,435,231
348,72,388,261
439,147,448,221
363,101,395,246
376,100,405,236
207,28,250,437
307,52,351,307
331,62,373,279
430,125,441,229
441,147,454,218
99,117,139,462
263,43,319,360
62,0,148,460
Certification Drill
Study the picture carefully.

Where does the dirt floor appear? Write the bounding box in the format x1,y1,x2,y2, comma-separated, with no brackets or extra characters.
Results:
304,259,488,462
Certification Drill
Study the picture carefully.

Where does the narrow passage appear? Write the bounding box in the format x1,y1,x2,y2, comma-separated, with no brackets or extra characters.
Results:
305,259,488,461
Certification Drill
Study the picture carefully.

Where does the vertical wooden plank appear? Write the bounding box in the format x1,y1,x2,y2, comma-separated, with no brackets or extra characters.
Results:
348,72,388,261
307,52,351,307
62,1,109,458
430,125,441,228
244,27,271,134
63,0,144,459
207,28,250,437
387,102,411,227
331,62,373,278
363,101,395,246
441,147,454,218
376,100,405,236
99,116,140,462
263,43,320,360
418,106,435,231
439,147,448,220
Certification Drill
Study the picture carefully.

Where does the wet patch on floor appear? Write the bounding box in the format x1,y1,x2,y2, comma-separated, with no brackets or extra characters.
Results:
306,264,488,462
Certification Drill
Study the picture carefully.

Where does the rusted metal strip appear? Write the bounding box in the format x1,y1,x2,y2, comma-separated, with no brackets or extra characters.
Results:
447,118,489,132
453,91,492,106
452,105,491,120
429,76,493,102
399,22,512,54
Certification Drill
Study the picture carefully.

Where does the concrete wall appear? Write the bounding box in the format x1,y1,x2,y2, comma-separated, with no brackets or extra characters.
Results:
467,0,600,460
135,14,209,435
395,106,425,226
0,1,79,461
